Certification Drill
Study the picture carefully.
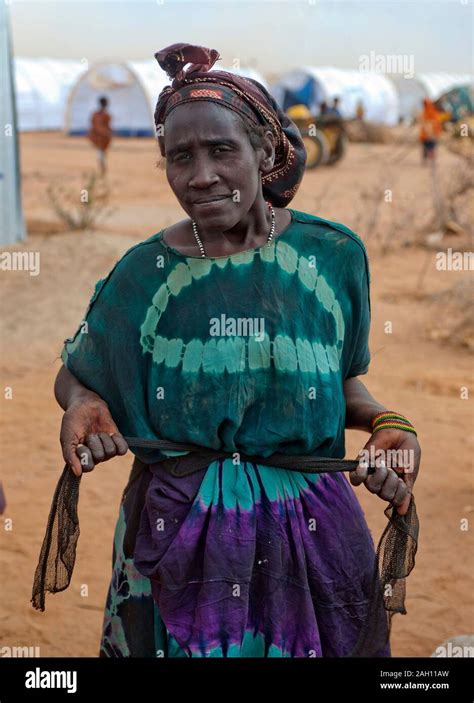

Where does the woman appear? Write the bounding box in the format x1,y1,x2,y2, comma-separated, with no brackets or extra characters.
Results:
54,44,420,658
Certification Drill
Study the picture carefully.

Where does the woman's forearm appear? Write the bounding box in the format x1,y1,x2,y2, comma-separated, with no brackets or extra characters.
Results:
343,376,387,433
54,364,104,411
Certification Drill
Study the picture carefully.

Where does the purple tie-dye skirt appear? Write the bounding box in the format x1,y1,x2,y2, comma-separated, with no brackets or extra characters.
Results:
99,458,390,658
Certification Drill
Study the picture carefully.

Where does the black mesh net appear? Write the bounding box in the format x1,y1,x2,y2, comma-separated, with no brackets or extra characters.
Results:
347,495,419,657
31,465,81,612
32,457,419,657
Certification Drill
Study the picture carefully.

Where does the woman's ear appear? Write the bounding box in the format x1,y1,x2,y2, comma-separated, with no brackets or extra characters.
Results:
260,129,275,174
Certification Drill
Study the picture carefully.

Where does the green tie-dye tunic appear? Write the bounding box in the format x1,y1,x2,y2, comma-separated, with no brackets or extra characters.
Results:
61,208,371,465
61,208,380,658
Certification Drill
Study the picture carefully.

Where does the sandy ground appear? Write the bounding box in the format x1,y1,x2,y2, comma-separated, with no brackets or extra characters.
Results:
0,132,472,657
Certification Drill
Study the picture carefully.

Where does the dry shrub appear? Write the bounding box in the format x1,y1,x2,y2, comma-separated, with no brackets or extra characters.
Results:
344,121,417,144
425,280,474,352
46,171,115,231
420,158,474,242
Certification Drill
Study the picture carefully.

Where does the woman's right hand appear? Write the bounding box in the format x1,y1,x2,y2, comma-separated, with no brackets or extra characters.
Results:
60,397,128,476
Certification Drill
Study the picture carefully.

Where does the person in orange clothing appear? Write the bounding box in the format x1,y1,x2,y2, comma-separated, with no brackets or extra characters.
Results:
418,98,443,162
88,96,113,175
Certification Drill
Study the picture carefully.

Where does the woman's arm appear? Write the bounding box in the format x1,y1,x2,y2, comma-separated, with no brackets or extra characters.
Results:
344,375,421,516
55,364,128,476
343,376,387,432
54,363,104,411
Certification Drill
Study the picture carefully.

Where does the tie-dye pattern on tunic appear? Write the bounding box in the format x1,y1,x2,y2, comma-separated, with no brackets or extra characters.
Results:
61,208,389,657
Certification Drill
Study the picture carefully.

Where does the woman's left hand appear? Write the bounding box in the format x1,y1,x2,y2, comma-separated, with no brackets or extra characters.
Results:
350,429,421,516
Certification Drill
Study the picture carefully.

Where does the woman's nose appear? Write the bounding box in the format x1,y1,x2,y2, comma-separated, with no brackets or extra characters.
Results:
187,155,219,189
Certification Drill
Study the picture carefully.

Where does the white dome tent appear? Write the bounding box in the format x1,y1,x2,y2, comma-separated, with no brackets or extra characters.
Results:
1,3,26,245
14,58,87,131
65,60,269,137
270,66,400,126
392,73,473,122
417,72,473,100
65,61,167,137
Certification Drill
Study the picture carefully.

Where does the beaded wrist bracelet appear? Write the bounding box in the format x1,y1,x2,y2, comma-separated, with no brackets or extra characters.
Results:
371,411,417,437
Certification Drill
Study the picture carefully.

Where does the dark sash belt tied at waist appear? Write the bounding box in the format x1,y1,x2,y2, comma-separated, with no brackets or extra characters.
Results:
121,436,368,476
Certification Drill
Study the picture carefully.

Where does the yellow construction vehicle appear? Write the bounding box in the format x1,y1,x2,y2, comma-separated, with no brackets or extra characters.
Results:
287,104,347,169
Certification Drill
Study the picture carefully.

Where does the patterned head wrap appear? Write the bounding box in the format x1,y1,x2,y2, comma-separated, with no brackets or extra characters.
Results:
154,43,306,207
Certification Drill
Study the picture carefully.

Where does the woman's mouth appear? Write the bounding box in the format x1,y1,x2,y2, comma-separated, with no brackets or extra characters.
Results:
193,195,231,207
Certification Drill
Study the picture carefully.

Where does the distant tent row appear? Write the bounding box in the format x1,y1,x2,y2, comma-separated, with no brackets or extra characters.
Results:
13,58,269,136
270,67,473,126
12,58,474,133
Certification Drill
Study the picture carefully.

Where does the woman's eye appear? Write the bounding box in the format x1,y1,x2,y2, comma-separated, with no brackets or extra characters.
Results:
174,153,189,161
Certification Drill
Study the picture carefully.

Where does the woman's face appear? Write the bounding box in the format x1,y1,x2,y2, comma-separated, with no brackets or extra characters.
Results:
163,101,273,232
